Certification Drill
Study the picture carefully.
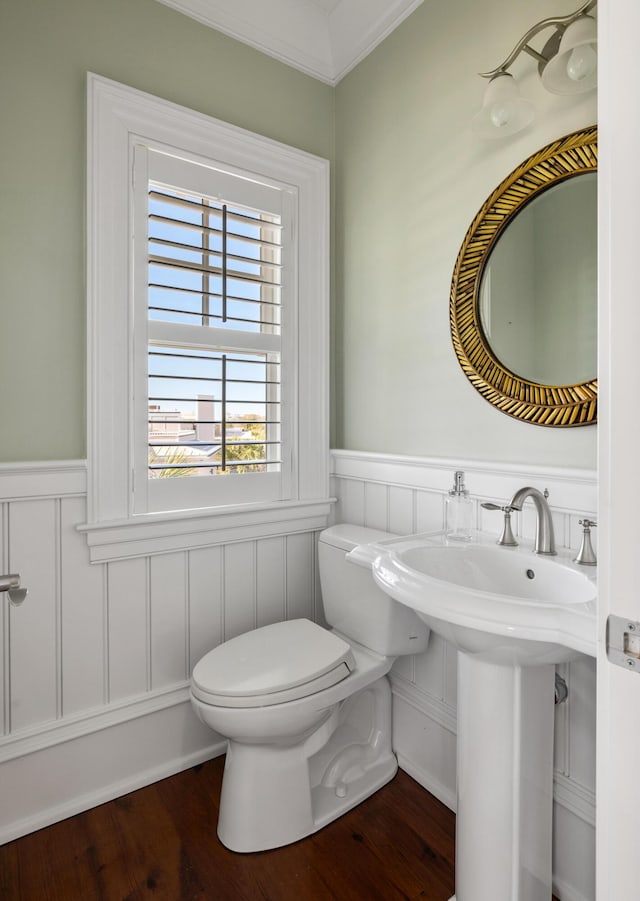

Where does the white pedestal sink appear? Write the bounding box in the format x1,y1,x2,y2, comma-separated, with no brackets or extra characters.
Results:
349,532,597,901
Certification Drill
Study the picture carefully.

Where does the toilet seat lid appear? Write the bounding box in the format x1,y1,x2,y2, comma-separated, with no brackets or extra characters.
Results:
191,619,355,706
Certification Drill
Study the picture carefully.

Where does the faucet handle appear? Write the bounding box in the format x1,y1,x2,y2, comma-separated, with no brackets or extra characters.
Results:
481,502,518,547
579,518,597,529
481,502,515,513
574,519,597,566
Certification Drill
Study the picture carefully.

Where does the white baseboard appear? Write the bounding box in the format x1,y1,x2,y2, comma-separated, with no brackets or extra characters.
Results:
390,673,595,825
391,674,595,901
396,751,457,812
0,696,225,846
396,750,594,901
0,675,595,901
554,772,596,827
390,674,457,734
2,741,225,847
552,876,592,901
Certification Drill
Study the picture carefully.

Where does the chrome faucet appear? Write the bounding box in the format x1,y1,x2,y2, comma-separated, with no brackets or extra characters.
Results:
508,487,556,556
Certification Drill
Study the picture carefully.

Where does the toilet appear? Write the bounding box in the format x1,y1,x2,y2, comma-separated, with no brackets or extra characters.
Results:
189,524,430,853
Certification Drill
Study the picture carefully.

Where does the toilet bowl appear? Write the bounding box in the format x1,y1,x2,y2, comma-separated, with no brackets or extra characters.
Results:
189,524,430,853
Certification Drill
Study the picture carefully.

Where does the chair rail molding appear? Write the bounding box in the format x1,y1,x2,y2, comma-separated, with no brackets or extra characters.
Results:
331,449,597,514
0,460,86,501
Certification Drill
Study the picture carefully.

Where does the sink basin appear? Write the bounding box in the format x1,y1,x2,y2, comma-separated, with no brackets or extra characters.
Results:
350,529,598,901
365,533,597,665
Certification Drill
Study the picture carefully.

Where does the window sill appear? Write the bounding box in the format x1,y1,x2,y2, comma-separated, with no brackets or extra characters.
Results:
78,497,335,563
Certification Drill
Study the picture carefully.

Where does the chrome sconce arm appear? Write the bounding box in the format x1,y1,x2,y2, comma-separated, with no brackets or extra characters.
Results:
473,1,597,139
480,1,597,81
0,573,28,606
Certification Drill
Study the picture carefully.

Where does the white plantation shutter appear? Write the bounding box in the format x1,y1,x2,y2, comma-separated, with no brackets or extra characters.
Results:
133,148,293,513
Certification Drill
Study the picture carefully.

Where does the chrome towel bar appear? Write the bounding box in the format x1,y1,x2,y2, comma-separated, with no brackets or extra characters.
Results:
0,573,28,606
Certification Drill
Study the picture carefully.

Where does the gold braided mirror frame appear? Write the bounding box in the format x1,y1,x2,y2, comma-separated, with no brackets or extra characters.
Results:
450,126,597,427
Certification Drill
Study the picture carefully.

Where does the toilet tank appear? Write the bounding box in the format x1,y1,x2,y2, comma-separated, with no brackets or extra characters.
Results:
318,524,430,657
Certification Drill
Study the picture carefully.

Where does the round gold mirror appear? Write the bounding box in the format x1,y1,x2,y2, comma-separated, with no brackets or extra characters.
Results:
450,126,597,427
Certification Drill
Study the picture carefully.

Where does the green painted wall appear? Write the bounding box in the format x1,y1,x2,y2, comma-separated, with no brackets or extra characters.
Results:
1,0,599,469
0,0,334,461
335,0,597,469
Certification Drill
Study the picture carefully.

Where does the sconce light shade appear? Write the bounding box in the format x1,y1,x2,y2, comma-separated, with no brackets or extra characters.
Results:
472,73,535,139
541,15,597,94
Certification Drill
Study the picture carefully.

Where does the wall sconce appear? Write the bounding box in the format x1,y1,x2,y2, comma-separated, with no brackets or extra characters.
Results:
473,0,597,139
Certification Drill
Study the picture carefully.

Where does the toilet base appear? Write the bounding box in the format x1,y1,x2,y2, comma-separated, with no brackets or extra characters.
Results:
217,676,396,852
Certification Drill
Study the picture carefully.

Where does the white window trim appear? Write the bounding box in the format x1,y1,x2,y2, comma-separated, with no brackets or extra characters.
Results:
82,74,331,561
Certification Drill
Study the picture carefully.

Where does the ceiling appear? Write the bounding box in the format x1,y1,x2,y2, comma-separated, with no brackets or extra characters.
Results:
308,0,342,13
155,0,425,84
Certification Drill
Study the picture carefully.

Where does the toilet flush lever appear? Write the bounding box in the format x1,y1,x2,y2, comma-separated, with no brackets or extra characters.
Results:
0,574,28,606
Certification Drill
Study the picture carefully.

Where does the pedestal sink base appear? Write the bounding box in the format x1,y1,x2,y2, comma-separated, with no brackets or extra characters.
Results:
453,654,555,901
352,530,597,899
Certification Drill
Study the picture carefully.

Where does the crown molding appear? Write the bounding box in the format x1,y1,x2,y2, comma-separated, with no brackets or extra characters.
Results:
154,0,424,85
328,0,424,83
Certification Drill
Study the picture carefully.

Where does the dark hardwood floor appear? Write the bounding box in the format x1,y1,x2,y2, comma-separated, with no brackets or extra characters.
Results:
1,756,456,900
0,756,561,900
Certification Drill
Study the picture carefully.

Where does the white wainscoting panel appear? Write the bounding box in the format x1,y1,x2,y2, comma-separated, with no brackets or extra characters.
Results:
60,496,106,716
9,498,60,732
188,544,223,668
150,552,189,689
286,532,315,622
223,541,257,641
0,461,323,845
0,452,597,901
331,449,597,901
256,536,286,628
107,556,150,702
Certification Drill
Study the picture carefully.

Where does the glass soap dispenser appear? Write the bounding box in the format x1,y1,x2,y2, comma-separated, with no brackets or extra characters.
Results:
445,471,473,541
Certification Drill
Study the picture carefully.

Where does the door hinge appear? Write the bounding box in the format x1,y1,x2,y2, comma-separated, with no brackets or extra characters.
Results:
607,615,640,671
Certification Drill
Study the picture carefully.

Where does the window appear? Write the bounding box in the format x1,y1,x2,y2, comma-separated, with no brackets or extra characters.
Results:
134,149,291,514
84,75,330,560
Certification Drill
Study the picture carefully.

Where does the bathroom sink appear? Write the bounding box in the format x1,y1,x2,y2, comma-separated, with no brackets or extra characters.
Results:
352,532,597,665
350,528,597,901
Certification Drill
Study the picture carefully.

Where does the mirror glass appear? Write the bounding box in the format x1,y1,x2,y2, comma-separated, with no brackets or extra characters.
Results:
478,172,597,386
